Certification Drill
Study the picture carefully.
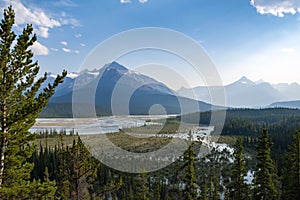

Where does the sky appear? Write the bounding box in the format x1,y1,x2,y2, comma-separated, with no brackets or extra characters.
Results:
1,0,300,88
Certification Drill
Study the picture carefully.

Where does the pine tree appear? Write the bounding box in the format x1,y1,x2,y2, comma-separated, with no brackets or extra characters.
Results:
281,130,300,200
182,141,198,200
0,6,66,198
57,137,97,200
207,176,214,200
199,179,208,200
153,179,162,200
212,168,220,200
252,129,279,200
55,137,70,199
135,172,151,200
31,167,57,200
229,138,249,200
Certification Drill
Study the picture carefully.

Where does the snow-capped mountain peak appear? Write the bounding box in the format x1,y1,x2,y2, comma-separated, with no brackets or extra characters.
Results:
236,76,254,85
48,72,58,78
66,72,79,79
45,62,177,98
85,71,99,76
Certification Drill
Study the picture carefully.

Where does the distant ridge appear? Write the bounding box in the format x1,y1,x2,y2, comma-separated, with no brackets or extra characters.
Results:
40,62,221,117
269,100,300,109
177,76,300,108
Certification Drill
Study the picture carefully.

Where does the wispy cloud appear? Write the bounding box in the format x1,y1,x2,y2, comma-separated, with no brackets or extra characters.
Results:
0,0,79,38
62,47,71,53
120,0,131,3
59,11,80,27
62,47,79,54
80,43,86,47
75,33,82,38
250,0,300,17
120,0,149,3
53,0,77,7
50,47,58,52
139,0,148,3
60,41,68,46
30,41,49,55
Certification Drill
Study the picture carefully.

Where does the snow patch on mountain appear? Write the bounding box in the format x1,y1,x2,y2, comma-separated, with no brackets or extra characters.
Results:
49,73,57,78
66,72,79,79
86,71,99,76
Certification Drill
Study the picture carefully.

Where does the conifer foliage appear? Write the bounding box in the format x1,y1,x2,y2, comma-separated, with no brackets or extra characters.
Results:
281,130,300,200
56,137,98,200
252,129,279,200
229,138,249,200
182,141,198,200
0,6,66,198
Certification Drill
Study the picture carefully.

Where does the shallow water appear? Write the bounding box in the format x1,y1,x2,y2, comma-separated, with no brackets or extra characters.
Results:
30,115,170,134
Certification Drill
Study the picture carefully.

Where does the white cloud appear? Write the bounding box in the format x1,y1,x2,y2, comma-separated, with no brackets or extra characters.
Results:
53,0,77,7
139,0,148,3
120,0,131,3
59,12,80,27
60,41,68,46
281,47,296,53
120,0,148,3
0,0,79,38
80,43,86,47
75,33,82,38
62,47,71,53
2,0,60,38
30,41,49,55
250,0,300,17
35,26,50,38
62,47,79,54
50,48,58,52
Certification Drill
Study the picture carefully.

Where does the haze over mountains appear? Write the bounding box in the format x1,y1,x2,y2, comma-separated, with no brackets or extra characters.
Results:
177,76,300,108
40,62,214,117
40,62,300,117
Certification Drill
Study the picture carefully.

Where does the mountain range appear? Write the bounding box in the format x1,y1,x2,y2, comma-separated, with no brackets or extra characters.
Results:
40,62,300,117
269,100,300,109
40,62,216,117
177,76,300,108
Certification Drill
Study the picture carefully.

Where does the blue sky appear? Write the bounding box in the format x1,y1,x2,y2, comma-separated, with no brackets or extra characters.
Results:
1,0,300,87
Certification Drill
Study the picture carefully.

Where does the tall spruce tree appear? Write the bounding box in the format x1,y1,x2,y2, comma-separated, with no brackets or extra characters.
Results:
252,129,279,200
134,172,151,200
281,130,300,200
229,138,249,200
199,179,208,200
212,167,220,200
182,141,198,200
56,137,97,199
0,6,66,198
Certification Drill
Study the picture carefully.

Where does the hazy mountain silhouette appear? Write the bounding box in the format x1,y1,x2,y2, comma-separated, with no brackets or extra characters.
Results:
40,62,219,117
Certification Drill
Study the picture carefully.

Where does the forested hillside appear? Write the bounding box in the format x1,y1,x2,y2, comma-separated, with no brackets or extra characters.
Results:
28,128,299,199
180,108,300,173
